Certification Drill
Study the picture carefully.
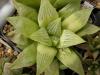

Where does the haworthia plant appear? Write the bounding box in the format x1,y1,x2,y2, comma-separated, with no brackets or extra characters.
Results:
13,0,38,22
2,63,22,75
38,0,58,27
54,0,80,9
8,16,39,37
7,0,100,75
45,60,59,75
11,43,37,69
57,48,85,75
47,18,62,37
59,1,80,19
15,0,41,9
58,30,85,48
0,59,7,75
50,36,60,46
30,28,52,46
12,33,32,49
15,0,57,9
49,0,56,5
77,24,100,36
37,44,57,75
54,0,71,9
62,8,93,32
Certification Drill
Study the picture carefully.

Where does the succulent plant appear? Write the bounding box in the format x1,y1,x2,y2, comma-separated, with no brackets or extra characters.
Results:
1,0,100,75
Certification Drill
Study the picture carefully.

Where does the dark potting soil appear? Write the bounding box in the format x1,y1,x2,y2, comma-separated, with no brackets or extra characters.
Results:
91,8,100,26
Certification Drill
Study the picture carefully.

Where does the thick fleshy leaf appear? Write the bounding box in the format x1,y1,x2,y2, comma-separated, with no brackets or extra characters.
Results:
57,48,84,75
13,1,38,22
45,60,59,75
0,58,6,75
59,1,80,19
58,30,85,48
77,24,100,36
7,16,39,37
15,0,57,9
11,43,37,69
51,36,59,46
47,18,62,36
54,0,80,9
15,0,41,9
38,0,58,27
62,8,93,32
37,44,57,75
12,33,32,49
2,63,22,75
30,28,52,46
2,64,14,75
60,63,67,70
49,0,56,5
54,0,70,9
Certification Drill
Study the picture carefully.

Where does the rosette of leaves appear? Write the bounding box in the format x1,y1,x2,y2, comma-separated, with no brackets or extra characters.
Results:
6,0,100,75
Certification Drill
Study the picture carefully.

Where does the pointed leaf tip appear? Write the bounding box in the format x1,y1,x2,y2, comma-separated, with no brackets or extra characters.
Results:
11,43,37,69
59,1,80,19
58,30,85,48
77,24,100,36
7,16,39,37
38,0,58,27
45,60,59,75
13,0,38,22
30,28,52,46
57,48,85,75
47,18,62,36
62,8,93,32
37,44,57,74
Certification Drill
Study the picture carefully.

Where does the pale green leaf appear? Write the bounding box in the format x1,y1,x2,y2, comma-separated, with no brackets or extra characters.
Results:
54,0,80,9
2,63,22,75
45,60,59,75
2,63,13,75
7,16,39,37
37,44,57,74
62,8,93,32
0,59,6,75
15,0,57,9
15,0,41,9
12,33,32,49
38,0,58,27
59,1,80,19
13,0,38,22
54,0,70,9
47,18,62,36
30,28,52,46
77,24,100,36
11,43,37,69
57,48,84,75
49,0,56,5
51,36,59,46
58,30,85,48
